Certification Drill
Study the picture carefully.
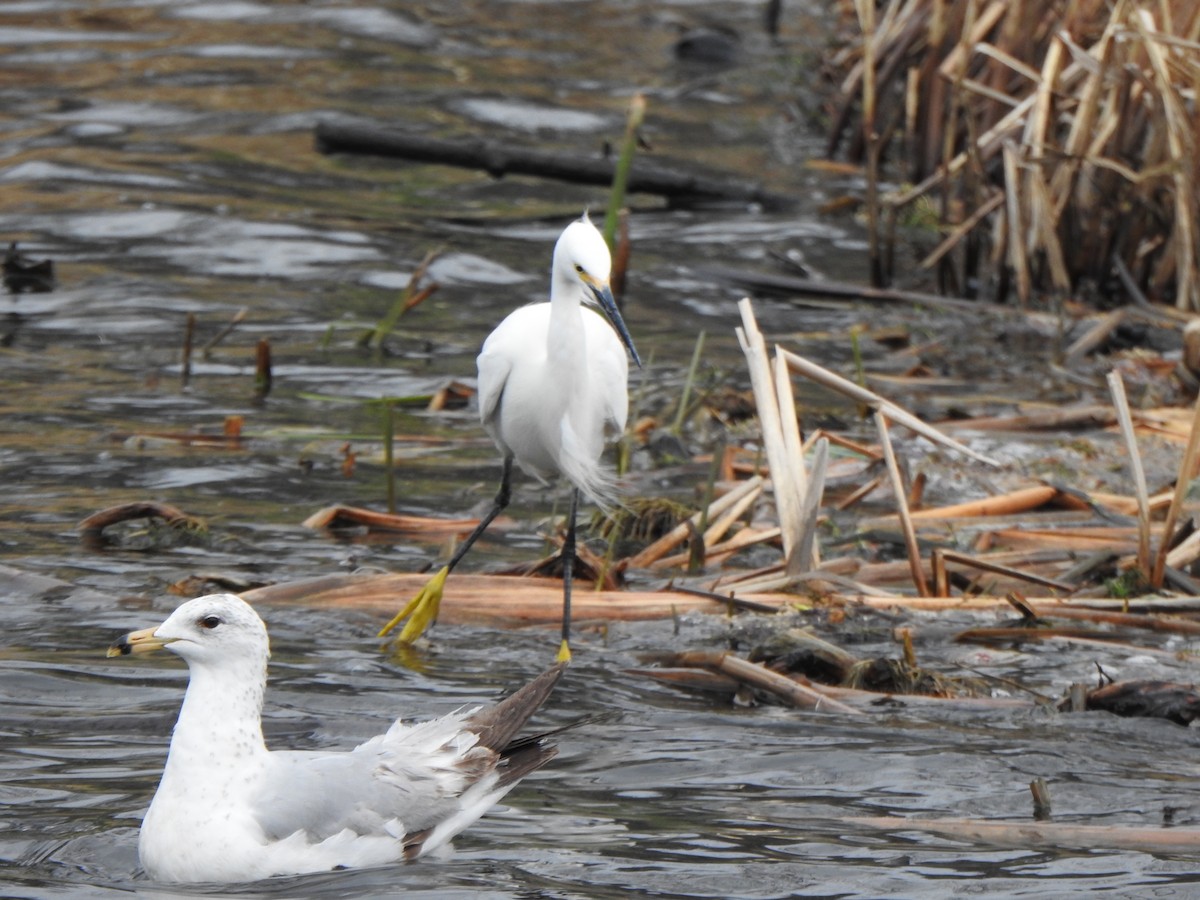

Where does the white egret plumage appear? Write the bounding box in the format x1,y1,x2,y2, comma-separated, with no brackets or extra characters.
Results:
379,213,641,661
109,593,565,883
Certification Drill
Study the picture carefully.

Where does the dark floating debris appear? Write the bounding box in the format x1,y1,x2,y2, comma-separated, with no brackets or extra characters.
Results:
673,26,741,67
1075,680,1200,727
3,242,55,293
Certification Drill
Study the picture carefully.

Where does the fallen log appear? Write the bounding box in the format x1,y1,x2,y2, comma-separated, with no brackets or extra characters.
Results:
314,121,795,210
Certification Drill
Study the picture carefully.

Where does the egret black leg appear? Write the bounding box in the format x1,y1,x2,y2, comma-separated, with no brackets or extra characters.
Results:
558,487,580,661
444,454,514,574
378,455,515,640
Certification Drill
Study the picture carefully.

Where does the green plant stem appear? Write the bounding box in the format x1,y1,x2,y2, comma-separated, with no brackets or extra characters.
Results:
672,330,706,436
603,93,646,251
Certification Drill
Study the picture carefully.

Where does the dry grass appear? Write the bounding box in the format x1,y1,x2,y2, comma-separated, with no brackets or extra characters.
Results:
827,0,1200,309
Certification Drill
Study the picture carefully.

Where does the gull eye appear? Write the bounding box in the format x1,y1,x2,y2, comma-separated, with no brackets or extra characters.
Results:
199,615,222,630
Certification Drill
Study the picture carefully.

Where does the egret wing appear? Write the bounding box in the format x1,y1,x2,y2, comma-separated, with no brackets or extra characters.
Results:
582,308,630,436
476,307,533,428
476,347,511,430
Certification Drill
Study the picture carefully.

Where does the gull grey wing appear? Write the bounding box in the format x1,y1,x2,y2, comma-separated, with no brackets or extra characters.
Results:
250,710,495,842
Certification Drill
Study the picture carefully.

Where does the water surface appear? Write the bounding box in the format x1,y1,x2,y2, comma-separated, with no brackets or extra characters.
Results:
2,2,1199,897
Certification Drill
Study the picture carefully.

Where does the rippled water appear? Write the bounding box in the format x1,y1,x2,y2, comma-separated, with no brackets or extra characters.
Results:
4,1,1200,897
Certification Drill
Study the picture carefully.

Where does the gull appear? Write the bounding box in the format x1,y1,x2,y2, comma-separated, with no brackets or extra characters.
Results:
108,592,565,883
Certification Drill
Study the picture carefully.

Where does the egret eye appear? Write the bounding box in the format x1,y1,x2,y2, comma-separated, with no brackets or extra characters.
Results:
574,264,584,273
199,615,222,630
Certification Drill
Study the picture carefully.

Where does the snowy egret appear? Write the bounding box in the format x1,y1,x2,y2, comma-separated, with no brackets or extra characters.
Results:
108,593,565,883
379,213,641,661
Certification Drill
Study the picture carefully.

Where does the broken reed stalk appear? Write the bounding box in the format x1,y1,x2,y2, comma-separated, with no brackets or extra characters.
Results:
1064,310,1127,366
382,401,396,515
908,484,1057,520
611,209,631,304
736,298,803,562
876,410,930,597
625,475,763,569
773,349,817,571
1134,8,1198,310
367,249,440,352
202,307,248,357
1166,529,1200,572
254,338,272,399
702,477,762,550
181,312,195,390
777,347,998,467
602,92,646,253
853,0,882,286
654,523,780,570
1001,141,1030,307
1106,371,1152,577
673,651,863,715
792,437,829,577
689,445,724,574
1151,387,1200,587
932,548,1075,594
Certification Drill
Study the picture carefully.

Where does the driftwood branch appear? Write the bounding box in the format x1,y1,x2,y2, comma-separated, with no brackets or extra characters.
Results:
847,815,1200,855
314,121,796,210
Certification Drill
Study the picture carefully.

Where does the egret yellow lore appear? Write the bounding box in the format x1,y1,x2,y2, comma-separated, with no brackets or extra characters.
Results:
379,213,642,661
108,593,565,883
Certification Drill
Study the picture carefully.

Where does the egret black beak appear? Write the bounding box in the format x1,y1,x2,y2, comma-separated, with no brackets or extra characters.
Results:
107,625,174,658
587,281,642,368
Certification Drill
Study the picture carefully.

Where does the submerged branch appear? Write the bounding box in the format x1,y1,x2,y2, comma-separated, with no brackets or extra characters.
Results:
314,121,796,210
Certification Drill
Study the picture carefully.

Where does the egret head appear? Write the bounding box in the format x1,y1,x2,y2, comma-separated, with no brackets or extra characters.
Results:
554,214,642,368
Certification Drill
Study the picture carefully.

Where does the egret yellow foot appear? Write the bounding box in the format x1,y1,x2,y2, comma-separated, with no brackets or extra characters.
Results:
378,566,448,643
555,638,572,664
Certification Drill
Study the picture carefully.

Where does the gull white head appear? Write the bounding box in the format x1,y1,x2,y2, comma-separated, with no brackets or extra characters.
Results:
108,593,270,668
552,214,642,368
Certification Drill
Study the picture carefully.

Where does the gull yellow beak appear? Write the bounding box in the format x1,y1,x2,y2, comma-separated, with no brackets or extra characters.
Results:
107,625,173,658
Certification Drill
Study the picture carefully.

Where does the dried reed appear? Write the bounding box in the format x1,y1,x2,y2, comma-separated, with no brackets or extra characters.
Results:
828,0,1200,309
